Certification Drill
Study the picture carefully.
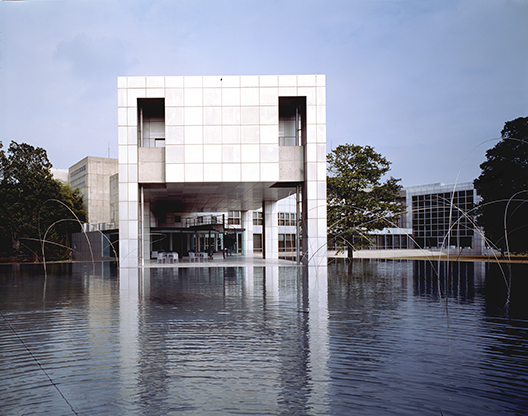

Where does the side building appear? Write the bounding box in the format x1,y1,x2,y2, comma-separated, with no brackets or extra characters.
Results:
406,182,485,254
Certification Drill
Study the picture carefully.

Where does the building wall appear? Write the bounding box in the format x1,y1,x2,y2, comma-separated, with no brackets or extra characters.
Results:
69,157,118,224
406,182,485,254
117,75,327,267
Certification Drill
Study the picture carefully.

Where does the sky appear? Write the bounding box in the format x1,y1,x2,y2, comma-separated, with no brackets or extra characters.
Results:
1,0,527,187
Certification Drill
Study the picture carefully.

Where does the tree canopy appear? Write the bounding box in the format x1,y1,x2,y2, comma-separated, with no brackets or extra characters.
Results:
474,117,528,253
0,141,85,261
327,144,405,258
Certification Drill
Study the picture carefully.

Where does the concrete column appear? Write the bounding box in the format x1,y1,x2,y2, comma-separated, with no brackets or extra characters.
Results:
242,210,253,257
263,200,278,260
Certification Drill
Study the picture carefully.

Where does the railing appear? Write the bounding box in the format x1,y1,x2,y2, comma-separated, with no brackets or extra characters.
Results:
182,215,224,229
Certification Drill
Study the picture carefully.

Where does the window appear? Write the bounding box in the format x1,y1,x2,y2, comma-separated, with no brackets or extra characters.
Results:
279,97,306,146
253,211,263,226
228,211,241,225
137,98,165,148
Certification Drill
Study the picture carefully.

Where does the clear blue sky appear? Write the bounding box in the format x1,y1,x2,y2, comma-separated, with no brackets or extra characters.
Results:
1,0,527,186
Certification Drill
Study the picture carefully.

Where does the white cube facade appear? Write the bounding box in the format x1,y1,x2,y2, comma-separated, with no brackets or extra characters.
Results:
118,75,327,267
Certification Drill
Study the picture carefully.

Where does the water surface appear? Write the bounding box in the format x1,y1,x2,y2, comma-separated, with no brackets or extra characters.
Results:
1,260,527,415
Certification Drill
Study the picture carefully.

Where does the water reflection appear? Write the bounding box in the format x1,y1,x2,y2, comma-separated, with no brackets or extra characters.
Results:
1,261,527,415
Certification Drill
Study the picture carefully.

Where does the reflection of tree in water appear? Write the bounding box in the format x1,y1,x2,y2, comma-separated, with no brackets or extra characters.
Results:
480,263,528,415
326,259,411,413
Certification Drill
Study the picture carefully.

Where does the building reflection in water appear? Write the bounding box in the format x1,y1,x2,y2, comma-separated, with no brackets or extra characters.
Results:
117,265,328,414
413,260,486,301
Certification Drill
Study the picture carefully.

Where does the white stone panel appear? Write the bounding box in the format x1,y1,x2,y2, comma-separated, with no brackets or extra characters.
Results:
204,126,222,144
260,144,278,163
184,88,202,106
127,107,137,126
260,125,278,144
119,201,128,219
203,77,222,88
317,161,326,181
306,143,317,162
279,87,297,96
118,77,127,88
222,164,241,182
146,88,164,98
316,74,326,86
222,107,241,125
166,145,184,163
204,164,222,181
128,77,146,88
306,125,317,145
118,183,128,201
204,107,222,125
307,106,316,125
165,76,184,88
118,164,128,182
260,75,278,87
129,219,138,239
222,88,240,106
241,107,259,125
128,165,138,183
118,145,128,164
241,144,259,163
118,127,127,145
184,126,203,145
165,89,183,106
260,163,278,181
317,125,326,143
127,146,138,164
184,107,203,125
147,76,164,88
166,107,184,126
222,144,240,163
317,106,326,124
221,76,240,88
222,126,240,144
297,75,316,87
185,144,203,163
165,164,184,181
241,163,260,181
120,220,129,239
184,76,202,88
204,145,222,163
241,88,259,105
316,87,326,105
241,126,259,143
128,184,138,202
185,164,204,181
118,89,127,107
165,126,184,144
260,106,278,125
241,76,259,87
127,127,137,145
306,162,317,181
203,88,221,106
279,75,297,87
259,88,278,105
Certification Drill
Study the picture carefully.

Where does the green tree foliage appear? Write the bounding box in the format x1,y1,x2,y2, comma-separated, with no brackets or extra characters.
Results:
327,144,405,258
0,141,86,260
474,117,528,253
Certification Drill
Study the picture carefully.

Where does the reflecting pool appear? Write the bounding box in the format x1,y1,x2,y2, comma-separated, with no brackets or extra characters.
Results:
1,260,527,415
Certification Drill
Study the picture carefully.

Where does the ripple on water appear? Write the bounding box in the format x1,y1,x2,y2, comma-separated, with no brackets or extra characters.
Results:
0,261,527,415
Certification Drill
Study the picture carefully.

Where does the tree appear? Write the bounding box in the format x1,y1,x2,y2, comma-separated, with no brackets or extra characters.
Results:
327,144,405,259
474,117,528,254
0,141,86,260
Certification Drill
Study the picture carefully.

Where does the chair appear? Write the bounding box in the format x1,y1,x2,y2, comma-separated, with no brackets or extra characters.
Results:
157,252,166,264
189,252,196,262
